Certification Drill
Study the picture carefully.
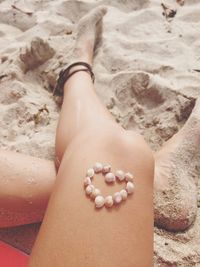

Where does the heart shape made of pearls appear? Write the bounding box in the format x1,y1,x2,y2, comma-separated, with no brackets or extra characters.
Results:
84,162,135,209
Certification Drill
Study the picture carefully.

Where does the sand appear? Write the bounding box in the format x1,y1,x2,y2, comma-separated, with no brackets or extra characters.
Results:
0,0,200,266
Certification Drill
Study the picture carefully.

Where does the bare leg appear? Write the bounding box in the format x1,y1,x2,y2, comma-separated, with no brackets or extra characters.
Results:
28,7,154,267
0,150,56,228
55,7,116,165
154,98,200,231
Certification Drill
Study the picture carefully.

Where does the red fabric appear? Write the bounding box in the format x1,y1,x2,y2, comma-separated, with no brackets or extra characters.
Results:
0,241,29,267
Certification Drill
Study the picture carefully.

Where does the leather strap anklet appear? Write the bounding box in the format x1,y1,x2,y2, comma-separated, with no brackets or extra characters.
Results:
53,62,95,96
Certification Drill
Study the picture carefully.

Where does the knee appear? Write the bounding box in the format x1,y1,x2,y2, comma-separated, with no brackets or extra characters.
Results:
154,187,197,231
103,127,155,184
63,125,154,182
154,200,197,231
122,130,155,176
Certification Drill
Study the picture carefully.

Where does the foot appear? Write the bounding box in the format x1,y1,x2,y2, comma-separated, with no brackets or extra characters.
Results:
72,6,107,64
154,98,200,231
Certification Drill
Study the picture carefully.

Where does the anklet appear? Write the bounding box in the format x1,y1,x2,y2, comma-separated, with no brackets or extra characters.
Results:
84,162,135,209
53,61,95,96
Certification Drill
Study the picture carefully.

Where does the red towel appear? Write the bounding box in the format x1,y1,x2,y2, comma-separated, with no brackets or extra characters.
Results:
0,241,29,267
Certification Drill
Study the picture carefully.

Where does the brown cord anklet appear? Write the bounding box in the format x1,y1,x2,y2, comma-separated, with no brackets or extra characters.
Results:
53,62,95,96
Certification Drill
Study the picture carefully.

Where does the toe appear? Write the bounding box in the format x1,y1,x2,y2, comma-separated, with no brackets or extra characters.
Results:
76,6,107,32
88,6,107,22
97,5,108,16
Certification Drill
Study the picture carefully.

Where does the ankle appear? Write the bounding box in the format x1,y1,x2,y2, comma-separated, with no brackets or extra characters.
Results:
73,47,93,65
53,61,95,96
77,55,92,65
63,62,95,90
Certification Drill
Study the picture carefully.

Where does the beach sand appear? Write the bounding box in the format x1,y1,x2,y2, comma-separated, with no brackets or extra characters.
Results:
0,0,200,265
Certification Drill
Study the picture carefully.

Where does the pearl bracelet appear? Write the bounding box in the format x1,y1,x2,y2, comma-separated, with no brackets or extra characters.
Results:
84,162,135,209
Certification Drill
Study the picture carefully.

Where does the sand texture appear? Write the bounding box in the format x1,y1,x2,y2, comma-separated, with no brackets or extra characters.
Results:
0,0,200,266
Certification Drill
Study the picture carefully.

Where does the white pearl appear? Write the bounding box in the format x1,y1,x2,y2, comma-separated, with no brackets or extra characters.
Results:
105,196,114,208
84,177,91,186
105,172,116,183
126,182,134,194
93,162,103,173
102,164,111,174
95,195,105,208
125,172,134,182
113,192,122,204
90,188,101,199
85,184,94,195
120,189,128,200
115,170,125,181
86,168,95,178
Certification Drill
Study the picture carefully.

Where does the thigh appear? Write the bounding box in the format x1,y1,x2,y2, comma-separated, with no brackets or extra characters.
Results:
0,150,56,227
29,128,154,267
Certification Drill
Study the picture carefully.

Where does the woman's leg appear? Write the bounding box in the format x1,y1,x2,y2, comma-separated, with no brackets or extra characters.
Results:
0,150,56,228
28,7,154,267
55,7,116,166
29,130,154,267
154,98,199,231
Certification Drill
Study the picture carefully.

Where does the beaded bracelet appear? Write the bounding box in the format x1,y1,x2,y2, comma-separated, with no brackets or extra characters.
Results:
84,162,135,209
